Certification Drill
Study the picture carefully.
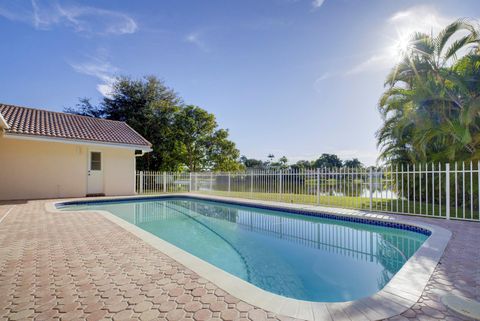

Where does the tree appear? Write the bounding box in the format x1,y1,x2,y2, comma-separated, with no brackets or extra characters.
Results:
270,156,289,170
66,76,241,171
173,106,215,172
290,160,313,171
266,154,275,166
174,105,241,172
343,158,363,168
68,76,182,170
64,98,103,118
313,153,343,168
240,156,266,169
208,129,244,171
279,156,288,165
377,19,480,164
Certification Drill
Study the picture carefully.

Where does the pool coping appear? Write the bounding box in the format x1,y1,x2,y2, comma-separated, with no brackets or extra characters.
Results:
46,193,452,321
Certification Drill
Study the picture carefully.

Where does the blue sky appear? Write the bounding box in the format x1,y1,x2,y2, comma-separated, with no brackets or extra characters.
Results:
0,0,478,165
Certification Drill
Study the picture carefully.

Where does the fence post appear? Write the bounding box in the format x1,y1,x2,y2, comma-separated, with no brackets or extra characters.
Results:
279,170,283,195
369,167,373,211
316,168,320,205
195,172,198,191
163,172,167,193
228,172,231,194
250,171,253,194
139,171,144,194
189,172,192,192
446,163,450,220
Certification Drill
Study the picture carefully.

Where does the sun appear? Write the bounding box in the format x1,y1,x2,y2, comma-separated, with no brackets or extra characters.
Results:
396,35,411,54
387,33,412,62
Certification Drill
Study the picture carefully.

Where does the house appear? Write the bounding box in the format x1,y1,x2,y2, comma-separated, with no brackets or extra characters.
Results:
0,104,152,201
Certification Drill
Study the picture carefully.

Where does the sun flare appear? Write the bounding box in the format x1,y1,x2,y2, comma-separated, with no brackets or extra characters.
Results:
396,35,411,53
387,33,412,62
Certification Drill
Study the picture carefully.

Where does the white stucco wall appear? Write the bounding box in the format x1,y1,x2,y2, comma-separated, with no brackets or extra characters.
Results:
0,137,136,201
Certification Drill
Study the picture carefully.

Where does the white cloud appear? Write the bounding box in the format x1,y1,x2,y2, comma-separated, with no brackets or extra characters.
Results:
387,5,452,36
315,72,330,81
185,31,210,52
311,0,325,9
55,5,138,35
96,83,115,98
346,54,393,75
347,5,454,75
313,72,332,91
0,0,138,35
0,2,32,24
283,0,325,11
70,56,118,97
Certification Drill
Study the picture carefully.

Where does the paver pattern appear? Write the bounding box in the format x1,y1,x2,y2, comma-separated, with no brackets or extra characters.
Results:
0,199,478,321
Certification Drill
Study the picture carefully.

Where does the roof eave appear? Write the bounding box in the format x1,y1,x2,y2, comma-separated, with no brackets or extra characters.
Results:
122,122,153,148
3,132,152,151
0,112,9,130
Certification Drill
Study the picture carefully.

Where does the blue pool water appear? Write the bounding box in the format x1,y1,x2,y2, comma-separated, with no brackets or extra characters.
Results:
59,197,428,302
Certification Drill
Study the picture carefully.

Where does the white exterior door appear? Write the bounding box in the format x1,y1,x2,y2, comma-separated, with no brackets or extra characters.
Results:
87,151,104,195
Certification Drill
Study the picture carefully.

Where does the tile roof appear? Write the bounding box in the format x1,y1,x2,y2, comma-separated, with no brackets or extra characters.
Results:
0,104,151,148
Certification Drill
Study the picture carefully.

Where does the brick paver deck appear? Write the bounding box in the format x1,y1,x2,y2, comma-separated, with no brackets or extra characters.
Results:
0,200,478,321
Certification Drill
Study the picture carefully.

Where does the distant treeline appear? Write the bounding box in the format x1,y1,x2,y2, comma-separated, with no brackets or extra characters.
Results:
240,153,363,170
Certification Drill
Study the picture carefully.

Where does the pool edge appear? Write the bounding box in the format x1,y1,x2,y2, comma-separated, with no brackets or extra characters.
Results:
46,194,452,321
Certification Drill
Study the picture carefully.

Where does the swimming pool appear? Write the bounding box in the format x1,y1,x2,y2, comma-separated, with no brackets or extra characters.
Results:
58,196,429,302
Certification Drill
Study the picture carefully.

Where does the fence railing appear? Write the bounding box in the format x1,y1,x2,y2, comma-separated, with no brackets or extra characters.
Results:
136,162,480,221
136,171,191,194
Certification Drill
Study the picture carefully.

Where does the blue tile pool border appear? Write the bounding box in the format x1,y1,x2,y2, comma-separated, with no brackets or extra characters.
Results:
57,195,432,237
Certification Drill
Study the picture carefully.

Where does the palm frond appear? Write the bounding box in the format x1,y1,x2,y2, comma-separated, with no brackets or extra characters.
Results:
436,19,476,55
444,35,478,63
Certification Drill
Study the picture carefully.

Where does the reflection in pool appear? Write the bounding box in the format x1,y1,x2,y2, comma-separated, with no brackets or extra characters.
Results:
60,197,428,302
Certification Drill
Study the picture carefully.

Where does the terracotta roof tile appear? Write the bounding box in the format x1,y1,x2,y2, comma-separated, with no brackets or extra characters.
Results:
0,104,151,148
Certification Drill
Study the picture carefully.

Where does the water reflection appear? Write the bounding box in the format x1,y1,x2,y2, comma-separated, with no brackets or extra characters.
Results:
133,200,422,260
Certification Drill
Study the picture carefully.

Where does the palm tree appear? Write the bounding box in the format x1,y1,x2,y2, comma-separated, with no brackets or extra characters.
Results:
377,19,480,164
